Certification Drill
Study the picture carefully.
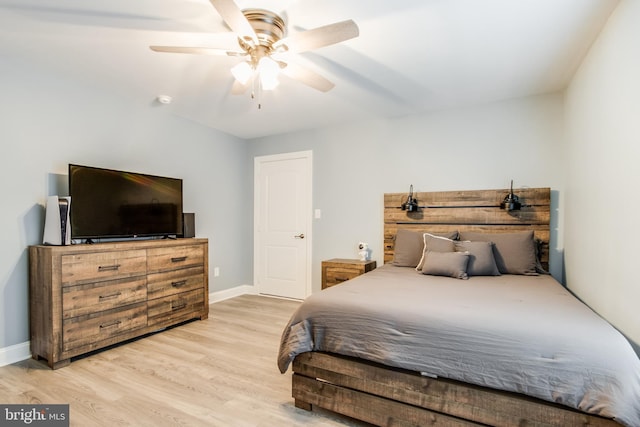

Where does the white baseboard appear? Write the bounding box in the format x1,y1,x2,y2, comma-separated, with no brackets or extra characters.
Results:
0,285,256,367
209,284,257,303
0,341,31,367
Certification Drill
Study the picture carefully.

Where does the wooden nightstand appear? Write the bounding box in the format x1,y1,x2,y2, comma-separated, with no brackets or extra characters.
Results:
321,258,377,289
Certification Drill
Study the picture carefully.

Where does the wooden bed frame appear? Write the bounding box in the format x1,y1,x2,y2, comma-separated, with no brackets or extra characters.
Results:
291,187,620,426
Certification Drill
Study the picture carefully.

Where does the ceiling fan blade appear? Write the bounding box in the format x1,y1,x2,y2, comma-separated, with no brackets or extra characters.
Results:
209,0,257,44
281,62,335,92
150,46,245,56
275,20,359,54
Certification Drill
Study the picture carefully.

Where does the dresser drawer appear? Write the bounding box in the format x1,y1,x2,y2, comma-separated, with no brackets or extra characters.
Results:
147,245,204,273
147,266,204,300
62,277,147,319
61,250,146,286
62,303,147,352
147,288,205,328
324,267,362,287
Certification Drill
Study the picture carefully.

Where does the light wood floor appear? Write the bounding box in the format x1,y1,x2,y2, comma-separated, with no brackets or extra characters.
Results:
0,295,371,427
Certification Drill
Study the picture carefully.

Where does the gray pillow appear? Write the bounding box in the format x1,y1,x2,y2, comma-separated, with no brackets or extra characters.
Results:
392,229,426,267
416,233,456,271
458,231,538,275
393,229,458,267
455,241,500,276
421,251,469,280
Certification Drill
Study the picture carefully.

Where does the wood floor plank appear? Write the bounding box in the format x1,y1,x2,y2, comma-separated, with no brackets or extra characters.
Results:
1,295,370,426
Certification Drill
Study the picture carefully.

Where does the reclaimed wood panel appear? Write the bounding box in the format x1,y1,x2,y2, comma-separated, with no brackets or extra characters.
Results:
293,374,480,426
293,352,619,427
384,187,551,269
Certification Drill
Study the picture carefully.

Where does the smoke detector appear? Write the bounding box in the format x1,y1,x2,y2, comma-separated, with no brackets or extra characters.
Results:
157,95,172,104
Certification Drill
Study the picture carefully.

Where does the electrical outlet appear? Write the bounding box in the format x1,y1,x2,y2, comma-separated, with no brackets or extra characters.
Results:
214,267,220,277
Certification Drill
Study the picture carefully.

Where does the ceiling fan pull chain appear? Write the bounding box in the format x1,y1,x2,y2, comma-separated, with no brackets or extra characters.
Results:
250,71,259,108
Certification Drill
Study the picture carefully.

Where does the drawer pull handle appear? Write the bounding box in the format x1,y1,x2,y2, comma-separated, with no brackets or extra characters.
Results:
172,303,186,311
100,320,122,329
98,264,120,272
336,277,348,282
99,292,122,300
171,256,187,263
171,280,187,287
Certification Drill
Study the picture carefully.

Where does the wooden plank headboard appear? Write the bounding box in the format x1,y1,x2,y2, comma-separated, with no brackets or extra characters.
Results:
384,188,551,270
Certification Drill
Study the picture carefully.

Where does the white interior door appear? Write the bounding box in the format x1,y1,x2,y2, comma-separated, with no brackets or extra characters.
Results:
254,151,312,299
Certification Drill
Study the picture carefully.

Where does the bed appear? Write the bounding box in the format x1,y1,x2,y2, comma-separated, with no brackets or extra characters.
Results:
278,188,640,426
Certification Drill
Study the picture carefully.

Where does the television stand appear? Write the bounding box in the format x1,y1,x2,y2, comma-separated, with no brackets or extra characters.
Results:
29,238,209,369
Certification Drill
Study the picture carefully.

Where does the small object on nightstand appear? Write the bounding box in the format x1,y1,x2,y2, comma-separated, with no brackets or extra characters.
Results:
321,258,376,289
358,242,370,261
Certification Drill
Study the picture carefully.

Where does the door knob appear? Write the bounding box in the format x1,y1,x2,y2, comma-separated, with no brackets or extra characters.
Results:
294,233,305,239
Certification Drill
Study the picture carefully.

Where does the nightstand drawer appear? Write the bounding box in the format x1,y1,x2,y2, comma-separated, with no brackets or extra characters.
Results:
321,258,376,289
324,267,362,287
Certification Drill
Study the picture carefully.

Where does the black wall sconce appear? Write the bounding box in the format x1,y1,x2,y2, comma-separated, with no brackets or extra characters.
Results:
500,180,521,211
401,184,419,212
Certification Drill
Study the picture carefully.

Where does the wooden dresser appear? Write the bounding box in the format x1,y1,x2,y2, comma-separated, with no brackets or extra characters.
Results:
29,238,208,369
321,258,376,289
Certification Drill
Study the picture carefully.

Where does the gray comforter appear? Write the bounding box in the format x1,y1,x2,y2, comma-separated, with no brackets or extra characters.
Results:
278,264,640,426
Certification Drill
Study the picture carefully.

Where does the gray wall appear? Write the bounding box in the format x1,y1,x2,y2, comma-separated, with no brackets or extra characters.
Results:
248,93,566,293
564,0,640,346
0,56,252,352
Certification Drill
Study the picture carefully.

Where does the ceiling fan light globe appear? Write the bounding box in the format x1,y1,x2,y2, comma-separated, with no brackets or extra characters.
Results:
231,61,253,85
258,57,279,78
260,75,279,90
258,56,280,90
259,58,279,89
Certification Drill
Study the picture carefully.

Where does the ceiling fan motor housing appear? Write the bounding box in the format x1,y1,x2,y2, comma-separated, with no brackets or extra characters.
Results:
240,9,286,49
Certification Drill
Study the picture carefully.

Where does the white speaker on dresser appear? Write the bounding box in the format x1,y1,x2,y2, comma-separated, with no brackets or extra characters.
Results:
43,196,71,245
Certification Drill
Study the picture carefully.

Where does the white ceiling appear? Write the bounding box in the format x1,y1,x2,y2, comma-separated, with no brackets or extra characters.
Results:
0,0,619,139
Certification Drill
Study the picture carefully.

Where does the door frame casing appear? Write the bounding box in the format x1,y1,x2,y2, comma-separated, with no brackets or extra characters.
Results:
253,150,313,299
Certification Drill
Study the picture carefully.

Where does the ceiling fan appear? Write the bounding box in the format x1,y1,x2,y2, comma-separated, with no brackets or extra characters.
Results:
150,0,359,100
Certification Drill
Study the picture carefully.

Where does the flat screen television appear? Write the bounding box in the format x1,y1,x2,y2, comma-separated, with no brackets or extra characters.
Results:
69,164,183,241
